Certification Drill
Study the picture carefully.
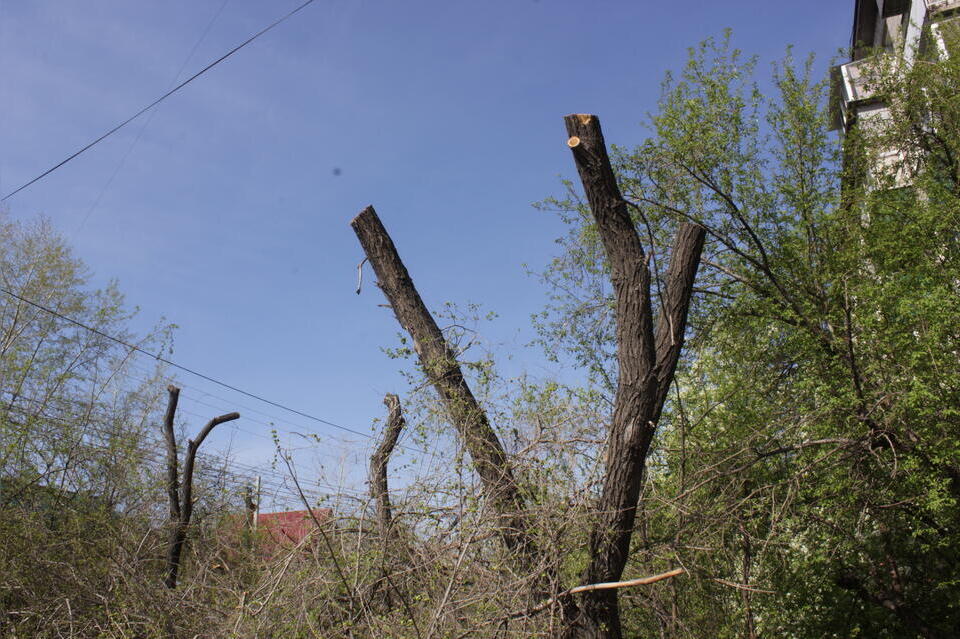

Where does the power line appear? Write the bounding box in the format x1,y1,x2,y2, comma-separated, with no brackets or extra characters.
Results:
0,283,369,439
78,0,233,232
0,347,373,469
72,346,367,453
0,0,317,202
0,284,432,457
0,385,365,496
2,399,361,498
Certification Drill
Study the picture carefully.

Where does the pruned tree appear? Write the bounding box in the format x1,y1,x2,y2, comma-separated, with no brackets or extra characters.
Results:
558,114,704,638
370,392,405,543
351,113,704,638
161,384,239,590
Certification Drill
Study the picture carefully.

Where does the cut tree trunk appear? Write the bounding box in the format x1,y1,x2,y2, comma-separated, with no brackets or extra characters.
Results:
352,206,533,560
161,387,239,590
561,114,705,639
370,393,405,542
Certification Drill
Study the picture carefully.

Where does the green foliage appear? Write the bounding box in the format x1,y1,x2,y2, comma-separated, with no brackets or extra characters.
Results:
537,31,960,638
0,214,180,637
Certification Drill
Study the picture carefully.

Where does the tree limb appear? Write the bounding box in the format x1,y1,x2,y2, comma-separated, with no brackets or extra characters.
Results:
351,205,531,559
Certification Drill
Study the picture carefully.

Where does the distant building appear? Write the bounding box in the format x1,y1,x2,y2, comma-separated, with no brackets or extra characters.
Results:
255,508,332,548
832,1,960,189
835,1,960,132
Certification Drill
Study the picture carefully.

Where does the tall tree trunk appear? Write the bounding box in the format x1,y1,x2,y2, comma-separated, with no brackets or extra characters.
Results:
560,114,705,638
351,206,533,560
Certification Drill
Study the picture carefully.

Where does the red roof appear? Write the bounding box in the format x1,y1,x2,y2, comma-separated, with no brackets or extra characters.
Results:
255,509,331,547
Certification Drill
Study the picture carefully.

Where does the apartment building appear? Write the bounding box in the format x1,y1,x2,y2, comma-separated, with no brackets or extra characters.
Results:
835,0,960,133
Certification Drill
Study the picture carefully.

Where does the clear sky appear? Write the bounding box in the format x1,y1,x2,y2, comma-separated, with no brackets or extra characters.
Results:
0,0,853,507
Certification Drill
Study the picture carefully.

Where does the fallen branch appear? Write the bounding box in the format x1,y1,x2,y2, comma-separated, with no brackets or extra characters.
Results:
510,568,686,621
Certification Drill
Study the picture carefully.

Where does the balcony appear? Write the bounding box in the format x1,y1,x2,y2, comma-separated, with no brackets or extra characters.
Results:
839,57,881,104
831,56,885,129
931,14,960,57
926,0,960,16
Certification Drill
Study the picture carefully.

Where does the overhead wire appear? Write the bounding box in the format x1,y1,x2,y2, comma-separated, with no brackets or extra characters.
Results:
71,347,366,457
1,0,318,202
0,283,433,457
77,0,233,232
0,363,369,498
1,389,366,498
2,400,358,501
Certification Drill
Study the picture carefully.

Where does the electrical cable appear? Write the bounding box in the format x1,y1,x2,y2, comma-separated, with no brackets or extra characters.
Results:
0,0,317,202
2,402,359,499
0,283,409,448
64,349,367,455
1,392,366,496
77,0,233,232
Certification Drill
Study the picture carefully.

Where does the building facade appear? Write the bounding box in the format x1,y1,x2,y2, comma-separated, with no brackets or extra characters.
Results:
836,0,960,133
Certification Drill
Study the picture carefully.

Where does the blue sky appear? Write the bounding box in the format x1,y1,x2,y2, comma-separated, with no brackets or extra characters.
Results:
0,0,852,507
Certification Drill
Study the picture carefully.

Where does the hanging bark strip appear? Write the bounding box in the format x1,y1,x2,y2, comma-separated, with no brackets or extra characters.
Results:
351,206,532,558
562,114,705,639
162,385,240,590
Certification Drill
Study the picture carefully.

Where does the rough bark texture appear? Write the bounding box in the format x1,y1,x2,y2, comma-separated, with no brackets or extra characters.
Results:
162,400,240,590
561,114,705,638
370,393,404,541
162,386,181,524
351,206,531,558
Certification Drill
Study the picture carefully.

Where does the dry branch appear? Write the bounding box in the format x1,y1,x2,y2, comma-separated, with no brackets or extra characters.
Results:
532,569,685,617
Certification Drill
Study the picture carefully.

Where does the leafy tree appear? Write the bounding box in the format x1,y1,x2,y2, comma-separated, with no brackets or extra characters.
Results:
0,213,176,637
537,32,960,638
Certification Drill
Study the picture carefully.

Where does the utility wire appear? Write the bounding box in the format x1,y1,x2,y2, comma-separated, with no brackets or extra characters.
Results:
0,373,365,487
0,0,317,202
78,0,233,232
3,400,359,498
85,348,364,453
0,284,432,457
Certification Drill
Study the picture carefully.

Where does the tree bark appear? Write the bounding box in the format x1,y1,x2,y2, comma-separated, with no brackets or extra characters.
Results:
351,206,532,559
370,393,404,542
162,386,181,524
163,400,239,590
561,114,705,638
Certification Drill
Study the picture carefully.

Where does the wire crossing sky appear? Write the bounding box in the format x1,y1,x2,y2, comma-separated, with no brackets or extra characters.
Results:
1,0,317,201
0,284,430,457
